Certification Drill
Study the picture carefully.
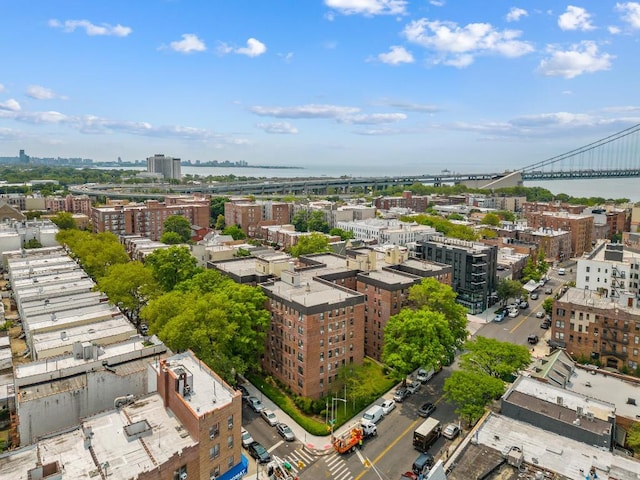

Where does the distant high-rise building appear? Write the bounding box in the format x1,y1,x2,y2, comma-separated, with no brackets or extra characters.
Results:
146,153,181,180
19,149,30,164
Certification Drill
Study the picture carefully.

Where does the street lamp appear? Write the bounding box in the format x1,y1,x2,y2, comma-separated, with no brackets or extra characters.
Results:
331,396,347,437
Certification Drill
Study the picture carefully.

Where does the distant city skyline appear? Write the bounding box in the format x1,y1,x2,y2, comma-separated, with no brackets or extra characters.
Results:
1,1,640,173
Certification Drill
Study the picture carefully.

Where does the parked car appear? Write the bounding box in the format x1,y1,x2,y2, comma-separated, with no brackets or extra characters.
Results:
443,423,461,440
508,309,519,318
276,423,295,441
493,312,505,323
247,396,265,413
417,402,436,418
401,473,418,480
241,428,254,448
519,301,529,309
393,387,410,403
407,381,421,395
540,321,550,329
528,334,539,345
416,367,436,383
530,293,538,300
545,287,553,294
536,311,545,318
261,409,278,426
247,442,271,463
236,385,250,400
380,399,396,415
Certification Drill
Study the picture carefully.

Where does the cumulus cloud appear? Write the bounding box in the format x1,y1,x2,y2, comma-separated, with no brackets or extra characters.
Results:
558,6,595,31
256,122,298,134
250,104,360,119
506,7,528,22
324,0,407,16
430,1,445,6
218,38,267,57
616,2,640,28
537,41,613,79
403,18,533,67
383,101,441,113
608,25,622,34
169,34,207,53
375,46,414,65
0,99,21,112
26,85,66,100
48,19,132,37
339,113,407,124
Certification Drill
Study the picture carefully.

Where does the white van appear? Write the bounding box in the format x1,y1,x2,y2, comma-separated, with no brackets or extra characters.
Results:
362,405,384,425
558,268,566,275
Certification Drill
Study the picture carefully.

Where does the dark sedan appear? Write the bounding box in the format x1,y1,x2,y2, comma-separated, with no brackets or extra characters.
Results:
247,442,271,463
417,402,436,418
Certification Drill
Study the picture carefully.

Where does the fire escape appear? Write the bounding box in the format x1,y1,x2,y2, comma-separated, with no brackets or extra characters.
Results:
600,318,628,367
610,265,625,299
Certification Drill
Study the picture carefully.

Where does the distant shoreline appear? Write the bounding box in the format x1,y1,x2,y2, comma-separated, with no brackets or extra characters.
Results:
90,162,304,170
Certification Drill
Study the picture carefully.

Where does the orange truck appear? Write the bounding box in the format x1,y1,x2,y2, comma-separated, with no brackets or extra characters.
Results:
332,422,377,454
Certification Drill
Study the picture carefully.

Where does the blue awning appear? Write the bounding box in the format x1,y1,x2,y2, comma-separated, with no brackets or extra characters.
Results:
217,454,249,480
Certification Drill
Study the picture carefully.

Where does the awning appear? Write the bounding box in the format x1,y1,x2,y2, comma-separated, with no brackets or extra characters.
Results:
217,453,249,480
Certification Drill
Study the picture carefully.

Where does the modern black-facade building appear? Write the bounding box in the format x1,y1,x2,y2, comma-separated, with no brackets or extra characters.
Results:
414,236,497,314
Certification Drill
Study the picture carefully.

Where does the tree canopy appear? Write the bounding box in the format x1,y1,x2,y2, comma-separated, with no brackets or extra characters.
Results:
329,227,354,241
57,230,129,279
402,214,478,241
141,270,269,382
50,211,77,230
459,336,531,381
222,224,246,240
145,246,202,291
408,278,468,355
163,215,191,242
160,231,184,244
443,370,505,425
496,279,527,306
382,309,455,382
292,209,329,233
481,213,501,226
289,232,330,257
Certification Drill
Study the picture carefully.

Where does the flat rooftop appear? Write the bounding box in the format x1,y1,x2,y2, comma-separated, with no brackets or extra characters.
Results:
14,278,96,303
20,291,107,317
0,394,197,480
473,413,640,480
12,270,87,289
263,275,362,308
213,256,266,278
26,303,121,333
155,351,236,414
561,287,640,314
568,367,640,421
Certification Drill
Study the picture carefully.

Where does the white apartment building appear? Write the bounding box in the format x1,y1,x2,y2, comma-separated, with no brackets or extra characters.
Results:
336,218,436,246
146,153,181,180
576,241,640,301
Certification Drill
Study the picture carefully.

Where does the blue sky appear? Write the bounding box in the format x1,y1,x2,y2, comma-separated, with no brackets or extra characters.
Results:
1,1,640,174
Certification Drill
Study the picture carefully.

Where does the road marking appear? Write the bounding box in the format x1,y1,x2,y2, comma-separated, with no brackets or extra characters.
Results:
509,312,533,334
267,440,284,452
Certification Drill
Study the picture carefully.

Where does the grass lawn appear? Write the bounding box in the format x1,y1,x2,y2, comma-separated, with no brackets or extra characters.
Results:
246,359,397,436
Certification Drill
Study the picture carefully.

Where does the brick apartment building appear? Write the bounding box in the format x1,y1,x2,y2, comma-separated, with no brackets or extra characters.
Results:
524,211,594,257
521,201,587,215
45,194,92,215
374,191,430,212
224,199,293,238
93,196,210,241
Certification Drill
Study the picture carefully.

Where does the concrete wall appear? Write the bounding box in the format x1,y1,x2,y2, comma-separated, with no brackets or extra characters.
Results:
17,365,152,445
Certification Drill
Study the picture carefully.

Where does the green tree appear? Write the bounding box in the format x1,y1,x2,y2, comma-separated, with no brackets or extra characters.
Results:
408,278,468,354
495,210,516,222
141,273,269,382
478,228,497,239
163,215,192,242
57,230,129,280
521,256,541,283
160,231,184,244
97,261,160,327
626,422,640,452
443,370,505,426
536,249,549,277
145,246,202,291
292,209,329,233
382,309,455,385
210,196,229,222
222,224,246,240
23,238,43,249
481,213,501,226
215,214,226,230
329,227,355,241
50,211,77,230
289,232,330,257
459,337,531,381
542,297,554,316
496,279,526,306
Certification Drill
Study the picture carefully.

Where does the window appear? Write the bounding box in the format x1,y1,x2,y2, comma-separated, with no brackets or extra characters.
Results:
210,466,220,479
227,435,234,449
210,444,220,459
227,415,233,430
228,456,234,468
320,352,324,361
210,423,220,440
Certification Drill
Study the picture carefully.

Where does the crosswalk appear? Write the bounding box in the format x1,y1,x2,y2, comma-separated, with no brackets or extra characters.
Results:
323,452,353,480
277,447,315,475
276,448,354,480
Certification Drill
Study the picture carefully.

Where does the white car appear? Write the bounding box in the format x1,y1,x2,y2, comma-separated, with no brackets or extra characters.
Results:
260,409,278,427
443,423,461,440
380,399,396,415
241,428,254,448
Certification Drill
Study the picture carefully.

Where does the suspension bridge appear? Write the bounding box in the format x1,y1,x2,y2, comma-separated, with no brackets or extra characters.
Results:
71,123,640,198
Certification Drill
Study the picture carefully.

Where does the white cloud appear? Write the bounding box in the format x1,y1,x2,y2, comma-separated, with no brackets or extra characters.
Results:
256,122,298,134
429,1,445,6
250,104,360,119
537,41,613,79
0,84,5,93
26,85,66,100
48,19,132,37
324,0,407,16
339,113,407,124
506,7,528,22
383,101,441,113
616,2,640,28
403,18,533,67
0,99,21,112
608,25,622,34
562,90,573,95
511,112,594,127
218,38,267,57
236,38,267,57
376,46,414,65
558,6,595,31
169,34,207,53
278,52,294,62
